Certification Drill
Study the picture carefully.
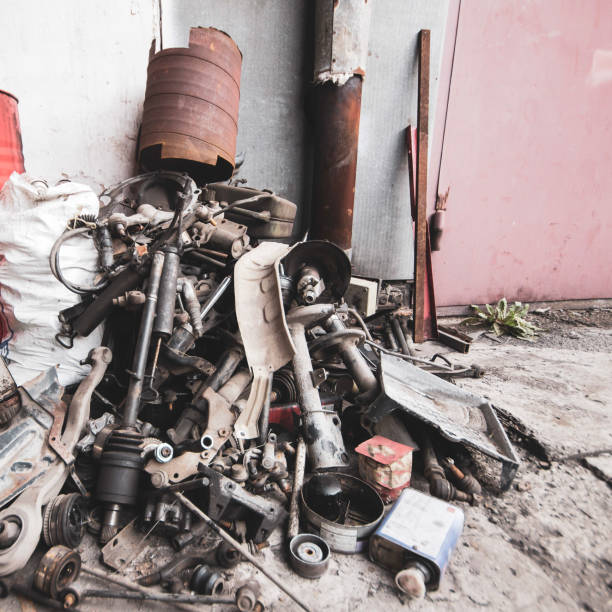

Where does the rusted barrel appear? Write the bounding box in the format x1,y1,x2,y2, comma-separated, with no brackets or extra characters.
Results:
0,91,25,189
139,27,242,184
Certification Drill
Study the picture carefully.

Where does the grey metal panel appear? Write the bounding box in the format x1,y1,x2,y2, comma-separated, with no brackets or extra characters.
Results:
161,0,310,232
352,0,450,280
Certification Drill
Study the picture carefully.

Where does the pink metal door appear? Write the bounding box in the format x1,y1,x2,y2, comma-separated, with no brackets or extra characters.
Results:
432,0,612,306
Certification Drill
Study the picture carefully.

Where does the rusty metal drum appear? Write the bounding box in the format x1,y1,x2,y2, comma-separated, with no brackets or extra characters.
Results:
0,91,25,189
139,27,242,184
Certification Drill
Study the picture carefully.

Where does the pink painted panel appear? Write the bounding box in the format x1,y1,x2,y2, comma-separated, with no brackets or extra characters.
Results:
433,0,612,305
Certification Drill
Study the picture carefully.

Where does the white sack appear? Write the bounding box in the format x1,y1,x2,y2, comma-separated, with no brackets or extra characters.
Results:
0,172,103,386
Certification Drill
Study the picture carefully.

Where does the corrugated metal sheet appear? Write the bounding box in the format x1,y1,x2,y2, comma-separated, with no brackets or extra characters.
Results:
162,1,449,277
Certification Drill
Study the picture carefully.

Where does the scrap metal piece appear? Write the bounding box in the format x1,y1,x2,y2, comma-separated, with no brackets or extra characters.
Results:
437,325,474,354
33,545,81,600
139,27,242,183
0,370,60,508
281,241,352,304
192,465,287,543
0,348,112,576
174,492,311,612
0,356,20,426
101,519,146,571
301,473,384,554
234,243,295,441
42,493,87,548
288,533,330,579
209,183,297,239
148,369,250,486
367,353,520,489
287,305,350,471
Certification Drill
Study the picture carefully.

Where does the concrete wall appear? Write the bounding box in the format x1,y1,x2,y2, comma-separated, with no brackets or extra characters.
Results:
0,0,158,192
433,0,612,304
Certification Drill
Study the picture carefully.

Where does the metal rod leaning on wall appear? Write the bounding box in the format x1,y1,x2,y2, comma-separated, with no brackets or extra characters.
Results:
413,29,430,343
174,492,312,612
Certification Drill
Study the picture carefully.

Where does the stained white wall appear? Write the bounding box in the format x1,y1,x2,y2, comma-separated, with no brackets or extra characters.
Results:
0,0,159,192
0,1,448,281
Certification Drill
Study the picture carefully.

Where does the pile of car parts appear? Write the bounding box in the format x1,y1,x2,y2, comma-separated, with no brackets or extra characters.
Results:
0,25,521,611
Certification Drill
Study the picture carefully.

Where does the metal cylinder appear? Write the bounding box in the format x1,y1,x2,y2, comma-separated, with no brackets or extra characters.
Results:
325,314,378,398
0,91,24,189
310,76,363,250
153,247,180,339
289,323,349,471
139,27,242,184
122,251,165,427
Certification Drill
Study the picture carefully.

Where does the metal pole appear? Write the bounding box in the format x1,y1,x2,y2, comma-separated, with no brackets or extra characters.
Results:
122,250,165,426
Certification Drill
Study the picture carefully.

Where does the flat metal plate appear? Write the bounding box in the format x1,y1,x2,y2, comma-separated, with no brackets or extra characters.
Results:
367,354,519,489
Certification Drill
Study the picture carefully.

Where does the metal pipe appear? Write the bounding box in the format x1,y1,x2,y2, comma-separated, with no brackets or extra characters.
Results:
391,317,415,356
287,306,349,471
200,275,232,320
287,437,306,540
325,314,378,399
174,492,312,612
153,246,180,339
81,590,234,605
310,76,363,250
177,277,204,337
122,251,165,427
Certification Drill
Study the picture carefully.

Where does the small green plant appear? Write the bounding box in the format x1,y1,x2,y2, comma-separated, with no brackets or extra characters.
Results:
463,298,539,341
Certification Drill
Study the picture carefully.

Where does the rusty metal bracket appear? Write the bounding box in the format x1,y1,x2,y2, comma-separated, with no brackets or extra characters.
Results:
47,403,72,464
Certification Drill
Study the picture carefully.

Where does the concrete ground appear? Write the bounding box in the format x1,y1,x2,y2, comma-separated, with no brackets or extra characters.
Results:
5,307,612,612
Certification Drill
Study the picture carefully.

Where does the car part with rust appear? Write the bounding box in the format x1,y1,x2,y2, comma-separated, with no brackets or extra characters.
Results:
139,27,242,184
443,457,482,495
0,347,111,576
281,241,351,305
190,217,250,259
174,491,311,612
0,357,20,427
153,246,181,340
0,369,62,509
370,488,464,599
96,251,165,543
301,473,384,554
420,432,478,505
189,564,225,596
309,310,379,403
141,492,193,537
209,183,297,239
138,554,208,592
167,347,244,446
175,465,287,544
366,353,520,490
286,304,349,471
234,242,295,442
235,580,263,612
42,493,87,548
33,545,81,600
